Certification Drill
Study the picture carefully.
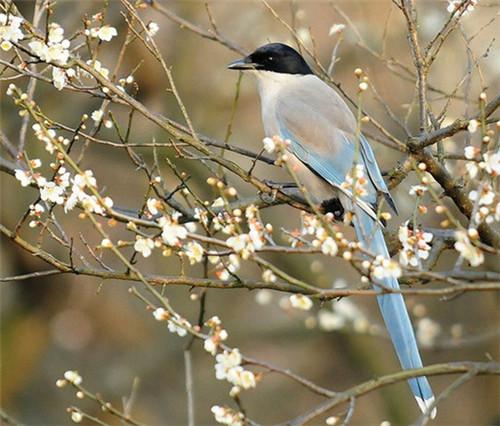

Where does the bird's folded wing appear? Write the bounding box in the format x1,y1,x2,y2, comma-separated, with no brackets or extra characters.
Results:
276,97,381,221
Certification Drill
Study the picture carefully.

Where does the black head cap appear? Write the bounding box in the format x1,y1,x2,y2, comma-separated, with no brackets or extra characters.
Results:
228,43,313,75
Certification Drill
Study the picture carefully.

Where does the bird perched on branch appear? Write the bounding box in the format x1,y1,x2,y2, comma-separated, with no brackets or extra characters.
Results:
228,43,436,417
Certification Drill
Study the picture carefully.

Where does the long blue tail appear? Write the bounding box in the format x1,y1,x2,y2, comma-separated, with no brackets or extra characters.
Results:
353,206,436,417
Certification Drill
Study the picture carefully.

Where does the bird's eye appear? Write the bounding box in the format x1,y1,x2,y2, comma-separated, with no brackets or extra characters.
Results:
268,56,274,61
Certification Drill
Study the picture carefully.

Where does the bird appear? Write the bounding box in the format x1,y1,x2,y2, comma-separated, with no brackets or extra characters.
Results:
228,43,436,417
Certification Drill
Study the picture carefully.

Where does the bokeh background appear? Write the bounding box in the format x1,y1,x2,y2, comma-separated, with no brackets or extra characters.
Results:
1,1,499,425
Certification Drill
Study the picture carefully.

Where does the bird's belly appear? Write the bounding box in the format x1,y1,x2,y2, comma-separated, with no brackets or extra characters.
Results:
287,153,337,204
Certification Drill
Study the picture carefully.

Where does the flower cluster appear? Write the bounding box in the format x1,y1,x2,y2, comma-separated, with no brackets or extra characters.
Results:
203,316,228,355
398,222,433,267
370,255,402,280
301,213,339,256
0,13,23,51
152,308,191,337
454,230,484,266
29,23,74,90
214,348,257,390
211,405,244,426
56,370,83,388
160,214,188,246
65,170,113,215
85,24,118,42
341,164,368,198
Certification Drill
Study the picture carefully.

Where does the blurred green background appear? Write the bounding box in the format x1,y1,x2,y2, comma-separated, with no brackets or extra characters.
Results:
1,1,499,425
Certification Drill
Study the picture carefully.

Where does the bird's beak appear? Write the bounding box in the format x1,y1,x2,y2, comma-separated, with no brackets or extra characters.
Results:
227,56,258,70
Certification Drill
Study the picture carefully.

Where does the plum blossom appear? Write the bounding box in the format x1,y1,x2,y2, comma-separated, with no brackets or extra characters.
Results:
167,314,190,337
289,294,313,311
214,348,256,390
371,256,402,280
341,164,368,197
184,241,204,264
409,185,427,196
159,215,187,246
147,197,160,215
262,269,277,283
15,169,33,187
454,230,484,266
91,109,104,124
398,223,433,267
211,406,244,426
40,181,65,204
63,370,82,385
321,237,338,256
483,151,500,176
467,119,478,133
29,23,70,65
134,236,155,258
96,25,117,42
226,234,255,259
147,22,159,37
464,146,480,160
469,183,495,206
0,13,24,51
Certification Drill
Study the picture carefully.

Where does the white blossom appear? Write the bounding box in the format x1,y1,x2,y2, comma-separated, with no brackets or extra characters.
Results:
0,13,24,51
398,223,433,267
321,237,338,256
86,60,109,79
153,307,169,321
263,137,276,153
469,184,495,206
467,119,478,133
372,257,402,280
289,294,313,311
483,151,500,176
71,412,83,423
215,349,242,380
52,66,67,90
262,269,277,283
15,169,33,187
227,234,255,259
134,236,155,258
184,241,204,264
464,146,479,160
409,185,427,196
204,337,218,355
454,230,483,266
96,25,117,42
341,164,368,197
211,406,244,426
40,181,65,204
147,197,160,215
147,22,159,37
63,370,82,385
91,109,104,124
167,316,190,337
160,216,187,246
465,161,478,179
48,23,64,44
